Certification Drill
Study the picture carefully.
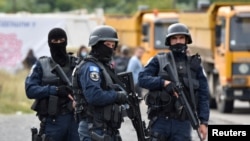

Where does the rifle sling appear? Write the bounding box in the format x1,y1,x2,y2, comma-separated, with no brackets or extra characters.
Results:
186,57,196,111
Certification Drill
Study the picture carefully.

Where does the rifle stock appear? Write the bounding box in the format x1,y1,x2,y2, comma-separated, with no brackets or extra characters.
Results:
164,63,202,141
117,72,148,141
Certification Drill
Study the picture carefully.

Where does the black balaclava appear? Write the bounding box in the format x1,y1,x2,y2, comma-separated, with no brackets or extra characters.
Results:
90,41,114,63
169,43,188,59
48,28,68,66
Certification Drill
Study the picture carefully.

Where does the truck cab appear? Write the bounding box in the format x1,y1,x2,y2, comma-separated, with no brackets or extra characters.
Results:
214,5,250,113
140,11,178,65
179,2,250,113
104,10,178,65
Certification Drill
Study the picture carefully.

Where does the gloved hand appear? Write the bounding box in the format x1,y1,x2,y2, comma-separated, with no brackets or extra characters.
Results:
56,85,73,97
165,82,176,95
115,91,128,104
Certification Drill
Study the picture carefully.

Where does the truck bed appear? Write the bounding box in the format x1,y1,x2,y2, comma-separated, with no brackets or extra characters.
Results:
104,15,140,48
179,12,214,63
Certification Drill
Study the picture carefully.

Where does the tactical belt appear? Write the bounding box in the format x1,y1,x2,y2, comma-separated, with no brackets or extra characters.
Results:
158,112,186,121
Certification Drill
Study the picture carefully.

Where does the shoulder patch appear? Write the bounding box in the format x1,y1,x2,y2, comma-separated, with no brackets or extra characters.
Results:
90,71,100,81
89,66,100,81
89,66,99,72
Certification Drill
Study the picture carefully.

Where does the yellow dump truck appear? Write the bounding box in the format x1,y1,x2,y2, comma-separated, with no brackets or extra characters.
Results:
104,10,178,65
179,2,250,113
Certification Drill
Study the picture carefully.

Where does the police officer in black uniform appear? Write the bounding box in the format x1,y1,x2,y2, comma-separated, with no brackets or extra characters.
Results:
25,27,80,141
138,23,210,141
76,25,128,141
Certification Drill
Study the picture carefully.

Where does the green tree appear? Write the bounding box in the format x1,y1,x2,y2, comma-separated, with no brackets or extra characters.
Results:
1,0,250,14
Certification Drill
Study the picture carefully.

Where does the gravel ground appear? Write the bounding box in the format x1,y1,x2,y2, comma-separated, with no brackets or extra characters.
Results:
0,113,39,141
0,112,140,141
0,103,204,141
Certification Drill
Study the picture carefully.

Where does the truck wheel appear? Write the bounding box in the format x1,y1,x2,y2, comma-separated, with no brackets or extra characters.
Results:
208,73,217,109
217,99,234,113
210,97,217,109
215,85,234,113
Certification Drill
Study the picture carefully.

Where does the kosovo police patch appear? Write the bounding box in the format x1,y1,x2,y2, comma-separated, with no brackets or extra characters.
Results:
89,66,100,81
90,72,99,81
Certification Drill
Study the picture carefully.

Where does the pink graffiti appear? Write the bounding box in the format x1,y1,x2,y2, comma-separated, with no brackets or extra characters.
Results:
0,33,22,68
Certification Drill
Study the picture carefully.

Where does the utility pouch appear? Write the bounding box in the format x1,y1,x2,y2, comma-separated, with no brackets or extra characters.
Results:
160,91,171,104
183,78,199,90
31,100,39,111
103,105,112,121
48,95,58,116
145,91,158,106
113,105,119,123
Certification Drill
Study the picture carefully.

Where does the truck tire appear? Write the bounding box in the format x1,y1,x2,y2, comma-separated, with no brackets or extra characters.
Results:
215,84,234,113
217,99,234,113
210,97,217,109
208,73,217,109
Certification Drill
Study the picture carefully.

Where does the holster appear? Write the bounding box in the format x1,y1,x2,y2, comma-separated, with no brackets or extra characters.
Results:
90,131,122,141
31,127,46,141
91,131,112,141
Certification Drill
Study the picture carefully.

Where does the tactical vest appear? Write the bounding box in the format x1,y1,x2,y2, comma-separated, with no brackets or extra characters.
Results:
146,52,200,120
72,57,124,130
33,55,77,118
72,59,89,122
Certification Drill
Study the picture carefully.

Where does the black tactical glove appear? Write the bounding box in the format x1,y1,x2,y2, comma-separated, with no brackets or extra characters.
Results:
165,82,176,95
56,85,73,97
115,91,128,104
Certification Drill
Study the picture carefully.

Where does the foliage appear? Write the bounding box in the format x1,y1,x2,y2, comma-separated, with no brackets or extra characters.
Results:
0,0,185,13
1,0,250,14
0,69,34,114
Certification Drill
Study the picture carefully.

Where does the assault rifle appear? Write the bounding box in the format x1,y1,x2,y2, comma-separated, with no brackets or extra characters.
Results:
31,64,70,112
163,63,202,141
117,72,149,141
51,64,72,87
51,64,75,113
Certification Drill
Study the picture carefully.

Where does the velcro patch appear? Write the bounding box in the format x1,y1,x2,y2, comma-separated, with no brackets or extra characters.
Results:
89,66,99,72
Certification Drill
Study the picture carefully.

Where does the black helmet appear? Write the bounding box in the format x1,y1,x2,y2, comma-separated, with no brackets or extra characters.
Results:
88,25,119,47
165,23,192,46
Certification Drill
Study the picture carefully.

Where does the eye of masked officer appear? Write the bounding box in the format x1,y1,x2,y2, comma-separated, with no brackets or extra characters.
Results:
170,34,186,45
51,38,66,44
104,40,116,49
